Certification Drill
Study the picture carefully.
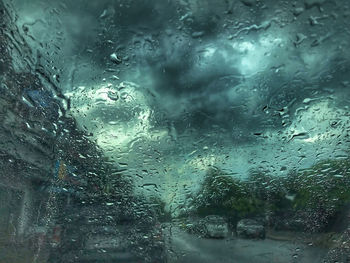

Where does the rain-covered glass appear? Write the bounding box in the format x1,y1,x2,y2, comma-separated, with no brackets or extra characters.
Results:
1,0,350,262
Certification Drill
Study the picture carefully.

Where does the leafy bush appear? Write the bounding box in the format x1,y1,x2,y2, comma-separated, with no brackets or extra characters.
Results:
148,196,172,222
291,159,350,212
246,169,293,214
285,159,350,231
190,168,266,224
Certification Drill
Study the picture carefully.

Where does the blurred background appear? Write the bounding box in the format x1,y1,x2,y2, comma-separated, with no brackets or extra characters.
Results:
1,0,350,262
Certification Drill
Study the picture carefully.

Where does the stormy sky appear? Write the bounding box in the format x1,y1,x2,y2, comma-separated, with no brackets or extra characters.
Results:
10,0,350,209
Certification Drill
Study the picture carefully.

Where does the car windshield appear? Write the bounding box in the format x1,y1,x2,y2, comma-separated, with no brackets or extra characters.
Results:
1,0,350,262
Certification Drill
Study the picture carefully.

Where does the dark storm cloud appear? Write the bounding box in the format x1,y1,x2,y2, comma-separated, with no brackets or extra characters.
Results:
12,0,350,133
81,0,254,129
92,0,350,132
12,0,258,130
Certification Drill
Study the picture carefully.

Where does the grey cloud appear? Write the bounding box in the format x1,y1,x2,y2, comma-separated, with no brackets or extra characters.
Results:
11,0,350,134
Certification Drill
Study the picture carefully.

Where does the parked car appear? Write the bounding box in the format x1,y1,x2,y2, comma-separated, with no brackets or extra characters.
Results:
203,215,229,238
48,195,166,263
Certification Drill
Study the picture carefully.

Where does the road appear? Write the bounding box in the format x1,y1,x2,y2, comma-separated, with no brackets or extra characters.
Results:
164,225,327,263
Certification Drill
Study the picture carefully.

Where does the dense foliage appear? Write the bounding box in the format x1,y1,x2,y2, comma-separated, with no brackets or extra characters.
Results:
187,159,350,231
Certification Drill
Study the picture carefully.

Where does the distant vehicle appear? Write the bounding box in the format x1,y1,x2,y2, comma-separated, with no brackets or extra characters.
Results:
204,215,229,239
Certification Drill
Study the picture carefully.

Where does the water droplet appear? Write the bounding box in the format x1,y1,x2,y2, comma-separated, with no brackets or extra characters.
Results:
303,98,313,104
293,7,304,16
110,53,122,64
191,31,205,38
108,91,119,101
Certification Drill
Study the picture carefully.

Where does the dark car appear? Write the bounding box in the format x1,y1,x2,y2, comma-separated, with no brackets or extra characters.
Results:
48,194,167,263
